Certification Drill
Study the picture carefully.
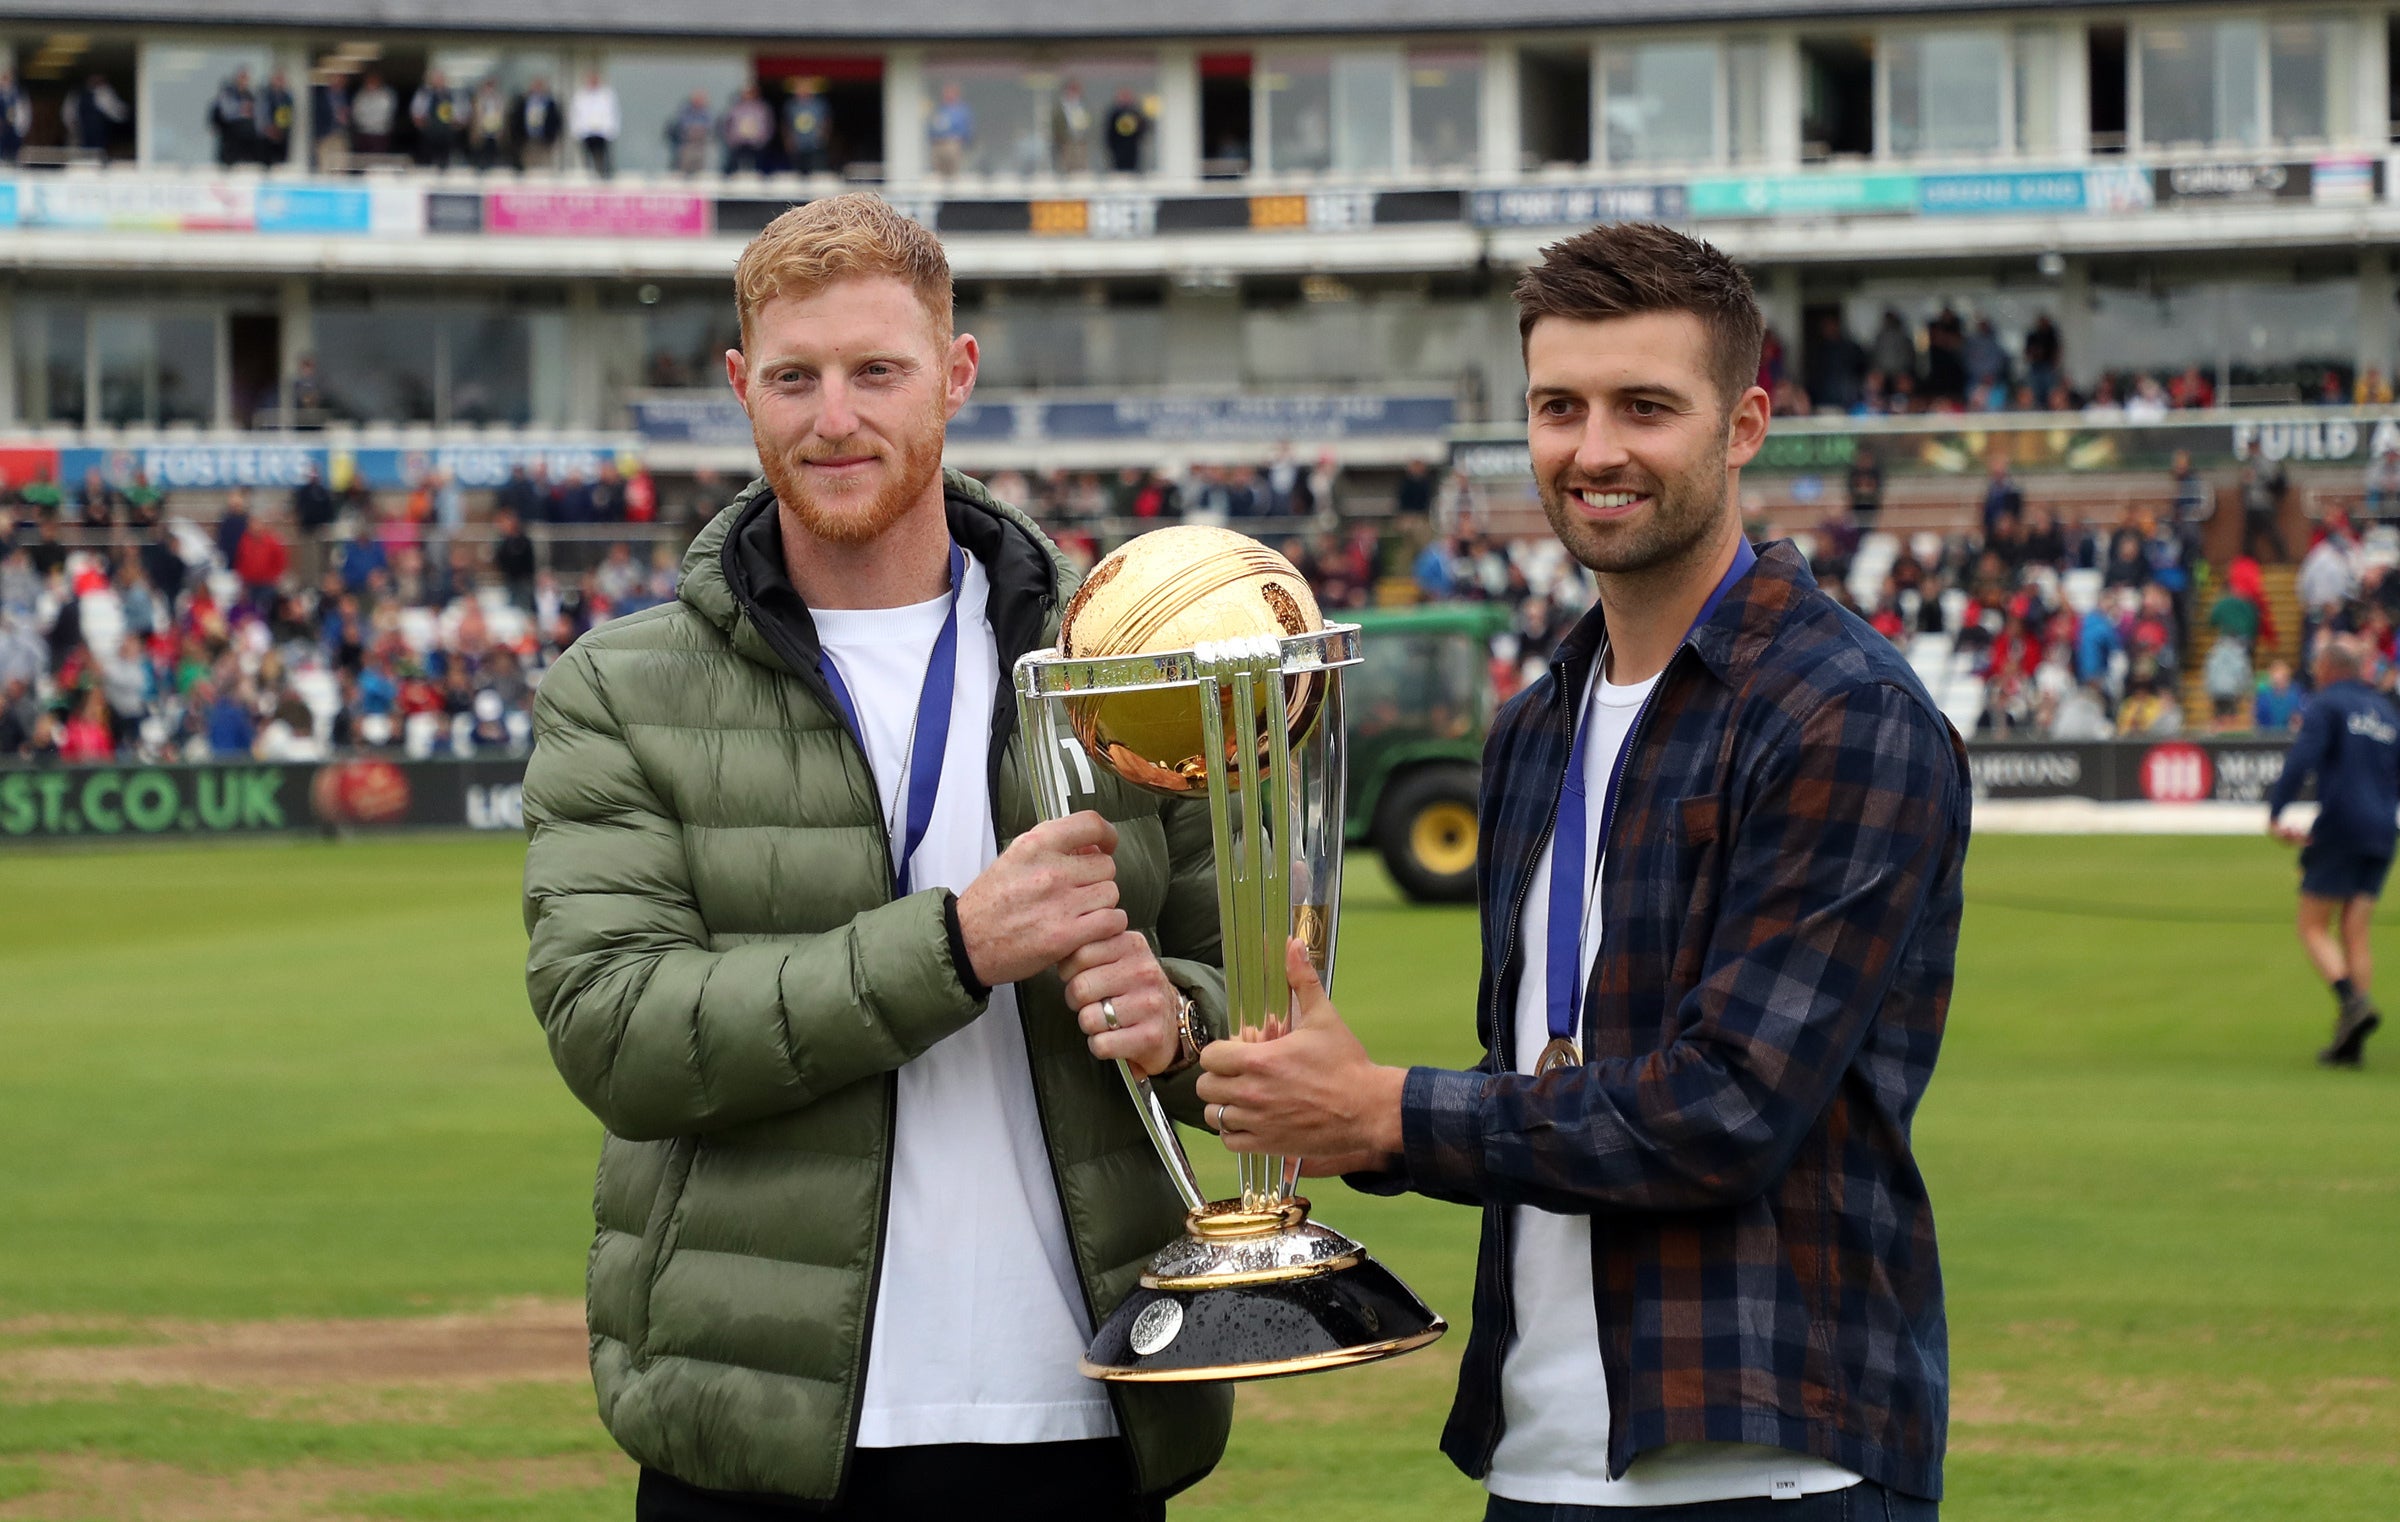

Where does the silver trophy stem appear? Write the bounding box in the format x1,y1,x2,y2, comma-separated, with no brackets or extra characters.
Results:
1014,680,1206,1213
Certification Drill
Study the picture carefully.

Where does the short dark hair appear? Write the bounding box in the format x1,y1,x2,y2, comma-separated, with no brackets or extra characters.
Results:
1515,222,1764,414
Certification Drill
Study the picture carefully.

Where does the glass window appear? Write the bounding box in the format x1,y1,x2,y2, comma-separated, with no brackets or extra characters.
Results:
1330,52,1398,174
1727,39,1769,164
2138,20,2264,149
2014,27,2059,155
642,296,741,389
925,54,1162,177
605,50,750,176
1602,41,1718,167
315,305,438,425
142,41,273,167
92,310,213,427
1259,53,1334,172
926,55,1043,176
15,303,86,425
2268,18,2344,145
1407,50,1480,172
1887,29,2005,157
443,311,532,426
957,288,1166,390
2088,272,2354,391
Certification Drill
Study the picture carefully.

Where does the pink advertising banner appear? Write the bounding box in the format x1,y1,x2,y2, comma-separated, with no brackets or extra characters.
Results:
484,190,710,238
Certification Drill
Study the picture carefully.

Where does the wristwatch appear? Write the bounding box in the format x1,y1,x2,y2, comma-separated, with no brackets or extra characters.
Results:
1156,990,1204,1076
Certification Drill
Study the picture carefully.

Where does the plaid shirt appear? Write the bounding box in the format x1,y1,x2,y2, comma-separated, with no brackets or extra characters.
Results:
1365,540,1969,1500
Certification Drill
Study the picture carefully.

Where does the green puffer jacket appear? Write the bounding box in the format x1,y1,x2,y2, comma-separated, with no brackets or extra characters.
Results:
522,471,1233,1503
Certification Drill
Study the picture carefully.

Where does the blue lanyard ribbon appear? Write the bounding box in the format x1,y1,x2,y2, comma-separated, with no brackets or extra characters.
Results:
817,542,967,898
1543,537,1756,1059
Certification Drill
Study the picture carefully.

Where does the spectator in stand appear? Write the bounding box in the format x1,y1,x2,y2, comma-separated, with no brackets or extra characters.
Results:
2203,630,2253,729
588,459,627,522
1963,317,2009,408
410,71,462,169
1048,78,1093,173
2022,315,2062,399
1104,87,1150,173
571,71,619,176
2215,556,2274,652
208,68,260,167
2115,674,2181,735
1921,306,1967,406
349,70,397,156
2239,439,2291,562
783,79,830,175
1867,309,1915,395
310,72,350,170
2124,375,2170,421
59,688,113,762
234,507,291,613
256,69,295,165
492,513,539,612
2356,368,2396,407
2168,449,2211,524
1979,452,2024,540
1395,458,1436,518
514,76,562,170
927,82,973,177
2298,516,2362,663
0,71,28,166
66,72,130,158
2257,658,2304,732
1805,311,1865,414
2365,440,2400,521
665,90,713,176
2168,365,2215,410
465,79,510,171
1845,443,1884,524
720,83,775,174
290,461,336,556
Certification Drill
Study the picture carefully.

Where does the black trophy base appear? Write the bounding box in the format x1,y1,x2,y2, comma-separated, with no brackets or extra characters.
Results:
1081,1253,1445,1383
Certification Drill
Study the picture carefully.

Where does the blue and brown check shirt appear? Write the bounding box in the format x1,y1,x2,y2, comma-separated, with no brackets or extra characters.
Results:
1358,540,1969,1501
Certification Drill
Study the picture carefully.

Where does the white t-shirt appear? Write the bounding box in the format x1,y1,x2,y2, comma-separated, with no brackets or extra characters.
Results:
816,556,1117,1449
1485,663,1862,1507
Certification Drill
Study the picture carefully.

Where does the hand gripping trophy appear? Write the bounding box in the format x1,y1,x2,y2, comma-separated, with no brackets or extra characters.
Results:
1014,525,1445,1381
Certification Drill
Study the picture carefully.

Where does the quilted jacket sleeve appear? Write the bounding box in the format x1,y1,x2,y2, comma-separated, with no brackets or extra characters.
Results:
1149,794,1229,1125
522,645,988,1142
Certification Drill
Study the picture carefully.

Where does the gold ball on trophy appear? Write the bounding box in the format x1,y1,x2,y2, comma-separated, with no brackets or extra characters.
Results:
1060,525,1324,795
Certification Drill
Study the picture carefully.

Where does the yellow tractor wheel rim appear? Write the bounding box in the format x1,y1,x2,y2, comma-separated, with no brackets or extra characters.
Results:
1408,800,1478,877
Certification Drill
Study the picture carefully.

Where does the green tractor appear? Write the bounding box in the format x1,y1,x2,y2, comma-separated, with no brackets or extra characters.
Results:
1343,602,1510,904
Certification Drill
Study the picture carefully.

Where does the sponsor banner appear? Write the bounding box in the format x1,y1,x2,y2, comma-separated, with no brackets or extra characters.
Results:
1469,181,1687,228
1454,410,2400,480
255,183,372,234
627,393,754,447
1916,169,2088,216
483,189,708,238
20,177,254,231
0,445,60,486
1688,171,1917,219
1374,188,1470,224
340,443,634,491
62,442,326,491
1154,195,1253,232
0,758,530,843
0,179,18,227
2152,160,2313,204
425,191,485,234
1970,741,2304,803
2311,155,2380,206
935,198,1034,234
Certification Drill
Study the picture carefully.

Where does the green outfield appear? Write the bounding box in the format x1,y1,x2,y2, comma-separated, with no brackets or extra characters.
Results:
0,832,2393,1520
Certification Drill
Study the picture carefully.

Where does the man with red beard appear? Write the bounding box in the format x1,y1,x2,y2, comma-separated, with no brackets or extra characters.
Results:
521,194,1230,1520
1193,223,1970,1518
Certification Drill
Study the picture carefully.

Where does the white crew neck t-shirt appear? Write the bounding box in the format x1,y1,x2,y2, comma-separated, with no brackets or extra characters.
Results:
815,556,1117,1449
1484,662,1863,1507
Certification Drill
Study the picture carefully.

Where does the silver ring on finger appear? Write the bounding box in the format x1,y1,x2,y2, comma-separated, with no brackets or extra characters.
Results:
1210,1102,1230,1132
1101,997,1121,1030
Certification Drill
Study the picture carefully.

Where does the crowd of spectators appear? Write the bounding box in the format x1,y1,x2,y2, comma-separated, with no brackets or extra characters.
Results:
0,466,695,768
1771,306,2383,421
0,67,129,164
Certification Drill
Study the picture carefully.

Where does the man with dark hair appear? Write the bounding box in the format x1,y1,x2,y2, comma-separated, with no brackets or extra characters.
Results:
2269,635,2398,1067
1196,220,1967,1519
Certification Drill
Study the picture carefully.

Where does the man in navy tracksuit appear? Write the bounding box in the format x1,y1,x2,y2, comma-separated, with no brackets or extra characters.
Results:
2268,636,2400,1066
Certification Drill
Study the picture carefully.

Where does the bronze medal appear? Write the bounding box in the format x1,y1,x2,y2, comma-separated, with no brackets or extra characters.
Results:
1534,1036,1582,1075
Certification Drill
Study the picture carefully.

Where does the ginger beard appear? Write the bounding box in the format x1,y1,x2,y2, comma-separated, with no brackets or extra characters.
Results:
752,383,947,548
1537,422,1731,577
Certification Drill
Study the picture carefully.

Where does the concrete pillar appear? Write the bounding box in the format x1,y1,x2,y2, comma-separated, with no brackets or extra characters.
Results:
2055,257,2092,390
2052,21,2091,160
565,283,603,431
276,41,309,168
279,277,311,427
1155,43,1200,184
884,47,926,185
0,285,17,425
2353,6,2389,149
1479,39,1520,181
133,39,157,166
1761,30,1803,170
2359,247,2394,383
1764,266,1803,348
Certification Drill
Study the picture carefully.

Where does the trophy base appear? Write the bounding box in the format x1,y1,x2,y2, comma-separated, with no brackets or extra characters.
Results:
1080,1198,1446,1383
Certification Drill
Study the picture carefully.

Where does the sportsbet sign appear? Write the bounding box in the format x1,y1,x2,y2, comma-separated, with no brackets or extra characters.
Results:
0,759,530,841
0,765,287,837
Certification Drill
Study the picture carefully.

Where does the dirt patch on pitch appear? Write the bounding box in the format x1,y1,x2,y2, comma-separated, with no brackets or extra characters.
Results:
0,1452,627,1522
0,1299,587,1390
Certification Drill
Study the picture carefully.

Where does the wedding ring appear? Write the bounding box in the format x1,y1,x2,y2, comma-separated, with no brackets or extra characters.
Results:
1208,1102,1226,1131
1101,997,1121,1030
